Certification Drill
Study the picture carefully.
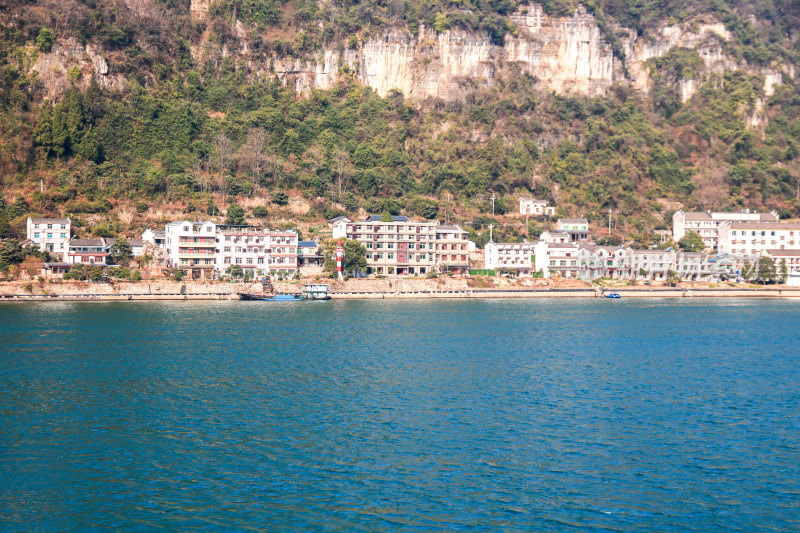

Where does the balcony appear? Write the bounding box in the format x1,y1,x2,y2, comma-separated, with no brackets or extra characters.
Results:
179,239,215,247
179,252,216,259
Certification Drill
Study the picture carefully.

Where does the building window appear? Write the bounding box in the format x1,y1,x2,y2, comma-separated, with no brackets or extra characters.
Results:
47,233,52,238
34,233,39,238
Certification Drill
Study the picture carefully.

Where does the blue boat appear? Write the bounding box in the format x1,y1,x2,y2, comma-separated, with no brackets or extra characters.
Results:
604,292,622,299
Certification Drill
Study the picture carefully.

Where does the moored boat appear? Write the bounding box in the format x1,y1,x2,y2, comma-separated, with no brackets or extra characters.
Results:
303,284,331,300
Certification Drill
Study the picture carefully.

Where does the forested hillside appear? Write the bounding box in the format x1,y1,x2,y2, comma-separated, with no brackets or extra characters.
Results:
1,0,799,246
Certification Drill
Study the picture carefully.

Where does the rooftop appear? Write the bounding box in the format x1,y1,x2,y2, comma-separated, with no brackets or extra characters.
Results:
682,211,779,221
558,218,589,225
519,197,547,203
436,225,467,234
726,221,800,230
766,249,800,257
165,220,214,227
298,241,317,247
364,215,410,222
29,217,70,224
68,238,105,247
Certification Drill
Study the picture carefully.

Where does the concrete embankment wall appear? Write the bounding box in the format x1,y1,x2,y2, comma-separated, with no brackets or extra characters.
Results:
331,288,800,299
2,278,800,301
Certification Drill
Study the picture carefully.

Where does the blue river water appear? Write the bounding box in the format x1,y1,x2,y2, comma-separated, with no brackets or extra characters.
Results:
1,298,799,531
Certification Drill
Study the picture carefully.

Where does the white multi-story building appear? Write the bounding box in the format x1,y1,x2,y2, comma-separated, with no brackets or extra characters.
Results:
26,217,71,259
539,230,571,244
214,225,298,278
556,218,590,242
142,228,166,249
718,221,800,256
164,220,217,280
332,216,440,276
629,249,673,281
577,245,630,281
534,241,581,278
765,249,800,286
484,241,535,275
672,210,778,250
435,225,470,274
531,241,740,282
66,238,108,265
519,197,555,217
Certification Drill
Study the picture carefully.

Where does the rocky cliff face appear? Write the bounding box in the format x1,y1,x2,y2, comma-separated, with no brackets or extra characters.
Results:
33,2,793,105
212,4,790,104
30,38,125,100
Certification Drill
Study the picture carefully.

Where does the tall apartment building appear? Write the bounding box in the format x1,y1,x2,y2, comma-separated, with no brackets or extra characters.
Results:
672,210,778,250
718,221,800,255
26,217,71,260
164,220,217,280
331,216,439,276
214,225,298,278
435,226,470,274
263,229,298,276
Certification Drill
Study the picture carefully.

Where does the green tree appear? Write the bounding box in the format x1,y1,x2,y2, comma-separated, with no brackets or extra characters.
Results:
108,266,130,279
272,191,288,206
67,66,82,82
109,237,133,265
0,240,25,264
779,259,788,284
0,215,10,238
252,205,269,218
225,204,245,225
323,239,367,277
36,27,55,52
65,263,87,280
380,211,394,222
88,266,104,281
6,197,30,219
411,197,439,219
678,231,705,252
226,264,244,279
129,269,142,282
757,256,777,283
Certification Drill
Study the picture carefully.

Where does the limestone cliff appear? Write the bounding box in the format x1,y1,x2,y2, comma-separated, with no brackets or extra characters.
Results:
30,38,124,100
195,3,792,104
33,2,793,105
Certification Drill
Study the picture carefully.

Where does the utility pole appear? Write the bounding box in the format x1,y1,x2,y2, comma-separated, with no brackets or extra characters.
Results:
490,193,497,217
608,208,613,235
445,193,451,224
488,224,494,243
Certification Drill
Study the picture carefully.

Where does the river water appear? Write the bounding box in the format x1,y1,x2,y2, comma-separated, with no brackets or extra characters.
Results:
1,299,799,531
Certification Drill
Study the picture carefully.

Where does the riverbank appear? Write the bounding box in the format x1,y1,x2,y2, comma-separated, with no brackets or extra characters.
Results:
1,278,800,301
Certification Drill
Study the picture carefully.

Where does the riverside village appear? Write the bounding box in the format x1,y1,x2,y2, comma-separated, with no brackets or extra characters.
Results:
4,197,800,300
